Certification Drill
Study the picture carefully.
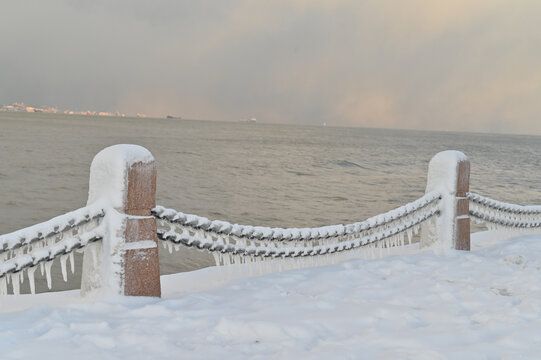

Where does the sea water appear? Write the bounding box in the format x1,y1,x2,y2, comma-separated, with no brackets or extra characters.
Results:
1,111,541,293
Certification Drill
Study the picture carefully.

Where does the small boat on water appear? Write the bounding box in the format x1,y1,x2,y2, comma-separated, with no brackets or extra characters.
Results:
240,117,257,123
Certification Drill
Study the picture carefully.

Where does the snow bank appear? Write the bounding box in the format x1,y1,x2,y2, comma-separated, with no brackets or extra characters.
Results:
2,231,541,358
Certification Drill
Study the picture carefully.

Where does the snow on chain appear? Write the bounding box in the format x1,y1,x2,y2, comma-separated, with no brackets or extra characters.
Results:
153,191,441,243
0,203,105,253
467,192,541,215
468,192,541,230
0,205,106,296
154,192,441,267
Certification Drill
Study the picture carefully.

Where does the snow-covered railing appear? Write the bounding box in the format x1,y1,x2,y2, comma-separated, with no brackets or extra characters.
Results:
468,192,541,230
0,204,105,295
0,146,485,298
0,204,105,254
0,145,161,297
153,192,441,266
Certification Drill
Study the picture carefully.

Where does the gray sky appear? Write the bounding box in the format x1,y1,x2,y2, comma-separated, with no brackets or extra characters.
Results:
2,0,541,134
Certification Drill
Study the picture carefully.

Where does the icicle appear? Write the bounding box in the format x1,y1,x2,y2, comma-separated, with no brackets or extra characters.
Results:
40,261,45,276
218,252,224,266
11,273,20,295
28,267,37,295
0,277,6,295
19,271,24,284
212,252,220,267
167,241,173,254
91,244,98,268
60,254,69,282
69,251,75,274
45,261,53,290
407,228,413,245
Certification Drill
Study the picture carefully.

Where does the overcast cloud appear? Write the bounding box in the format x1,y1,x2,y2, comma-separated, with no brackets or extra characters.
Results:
1,0,541,134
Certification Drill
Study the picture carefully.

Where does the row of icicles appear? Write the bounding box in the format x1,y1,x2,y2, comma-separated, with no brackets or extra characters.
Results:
470,215,541,232
7,211,528,295
0,243,104,296
160,216,438,277
0,219,102,296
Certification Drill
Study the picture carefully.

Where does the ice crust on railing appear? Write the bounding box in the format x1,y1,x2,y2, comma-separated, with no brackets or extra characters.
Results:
157,204,438,257
468,192,541,214
153,191,441,242
0,229,104,295
154,192,441,271
0,203,105,253
0,203,106,296
468,192,541,231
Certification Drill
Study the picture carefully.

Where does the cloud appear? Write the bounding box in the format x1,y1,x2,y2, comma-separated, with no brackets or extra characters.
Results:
333,91,398,128
1,0,541,134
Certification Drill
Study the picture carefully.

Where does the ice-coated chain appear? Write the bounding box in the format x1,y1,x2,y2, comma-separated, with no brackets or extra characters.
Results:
0,230,103,279
0,204,105,254
0,204,106,294
154,192,441,259
153,191,441,243
468,192,541,229
157,202,439,258
468,192,541,215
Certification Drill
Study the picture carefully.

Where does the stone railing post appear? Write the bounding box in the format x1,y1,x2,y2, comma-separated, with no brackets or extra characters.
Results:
81,144,161,297
421,150,470,251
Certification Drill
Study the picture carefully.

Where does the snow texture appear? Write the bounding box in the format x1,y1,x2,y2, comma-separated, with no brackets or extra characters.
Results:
87,144,154,210
2,231,541,359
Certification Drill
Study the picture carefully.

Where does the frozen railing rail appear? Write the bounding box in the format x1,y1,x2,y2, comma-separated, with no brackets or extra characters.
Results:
468,192,541,230
0,144,161,297
153,191,441,264
0,204,105,295
5,145,522,298
0,204,105,254
153,192,440,242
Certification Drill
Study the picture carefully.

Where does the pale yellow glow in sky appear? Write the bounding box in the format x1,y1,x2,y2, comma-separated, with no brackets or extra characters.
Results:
1,0,540,134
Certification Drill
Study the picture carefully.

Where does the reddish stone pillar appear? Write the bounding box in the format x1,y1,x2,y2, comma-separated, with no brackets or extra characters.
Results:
81,145,161,297
455,161,470,251
123,162,161,297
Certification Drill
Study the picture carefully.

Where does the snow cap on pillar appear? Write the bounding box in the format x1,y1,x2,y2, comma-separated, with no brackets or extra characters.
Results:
87,144,154,209
425,150,469,196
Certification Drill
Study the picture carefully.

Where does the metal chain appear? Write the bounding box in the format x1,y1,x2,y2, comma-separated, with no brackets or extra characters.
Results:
468,192,541,215
0,206,105,254
469,209,541,229
157,202,440,258
153,191,441,243
0,233,103,279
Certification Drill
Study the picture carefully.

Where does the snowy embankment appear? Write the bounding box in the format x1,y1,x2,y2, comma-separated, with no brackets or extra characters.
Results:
2,231,541,359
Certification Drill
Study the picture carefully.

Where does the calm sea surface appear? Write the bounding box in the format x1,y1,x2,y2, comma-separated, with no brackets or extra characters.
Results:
1,112,541,293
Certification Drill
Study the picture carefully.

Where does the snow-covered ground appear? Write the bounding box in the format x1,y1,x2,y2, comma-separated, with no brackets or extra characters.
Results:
2,231,541,359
